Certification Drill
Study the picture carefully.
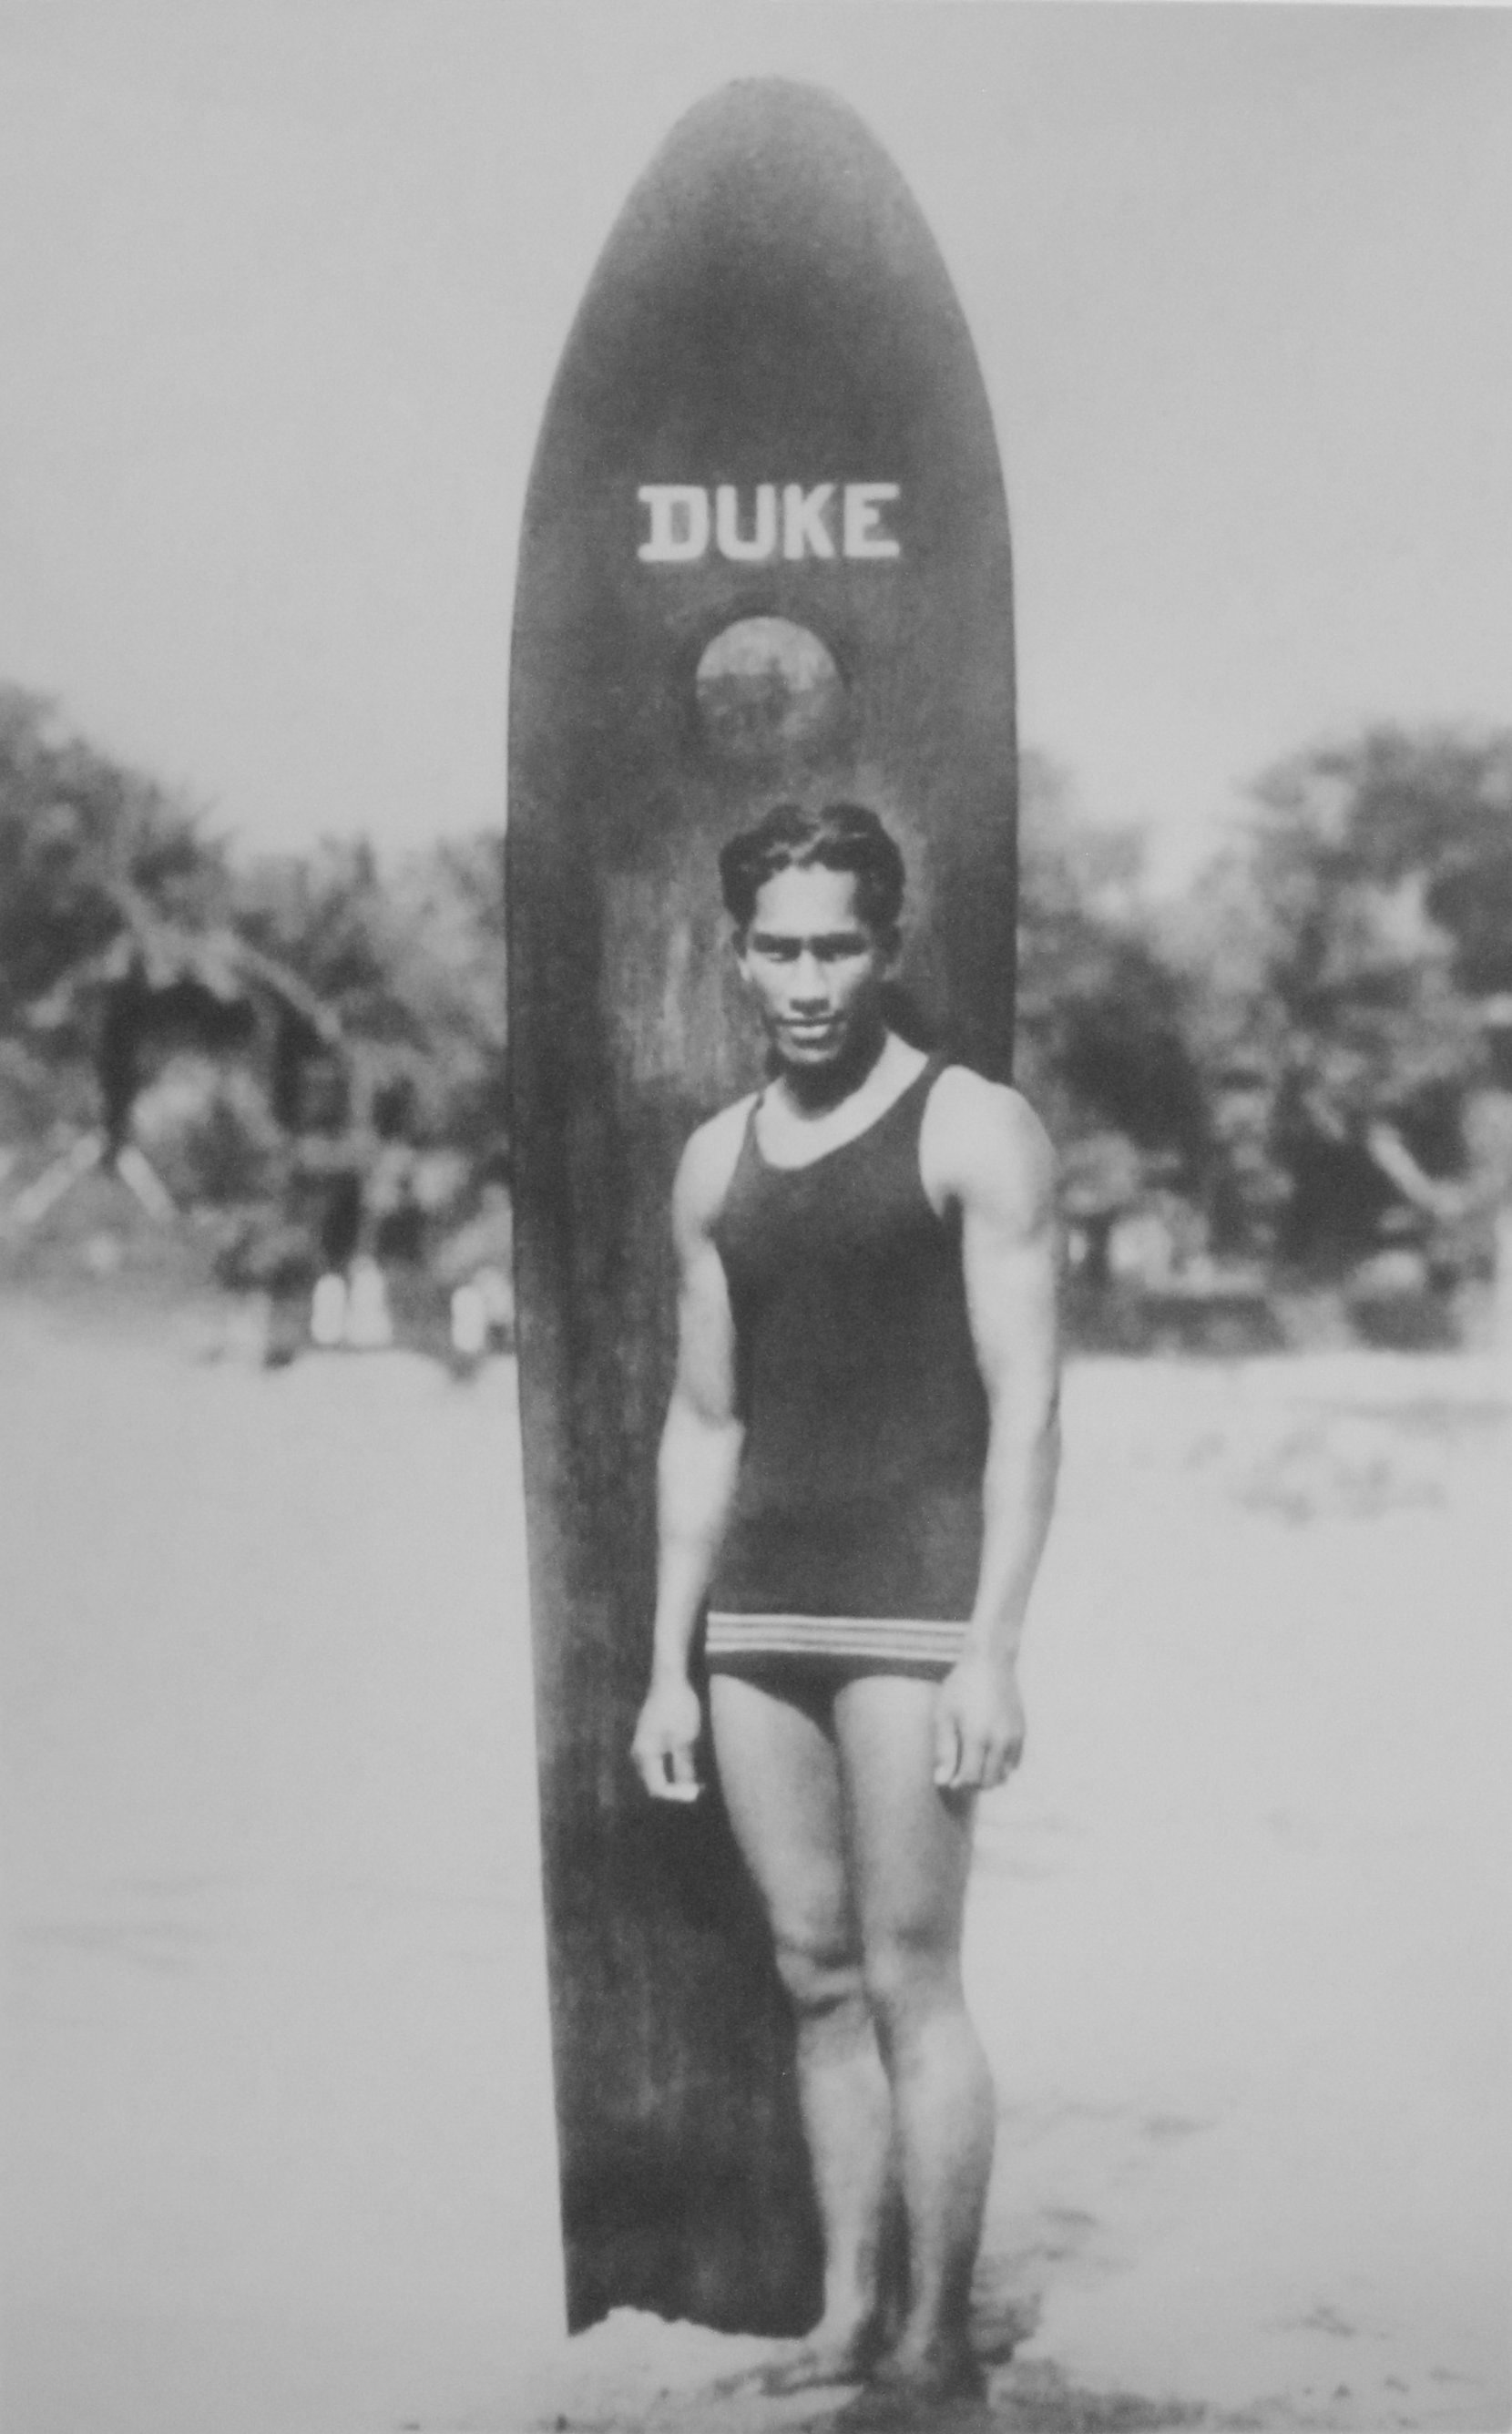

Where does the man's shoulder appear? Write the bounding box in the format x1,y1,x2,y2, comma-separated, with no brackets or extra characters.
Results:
675,1096,758,1232
925,1067,1057,1221
928,1064,1052,1151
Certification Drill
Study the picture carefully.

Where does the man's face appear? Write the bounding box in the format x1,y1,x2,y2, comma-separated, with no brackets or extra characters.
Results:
736,863,896,1072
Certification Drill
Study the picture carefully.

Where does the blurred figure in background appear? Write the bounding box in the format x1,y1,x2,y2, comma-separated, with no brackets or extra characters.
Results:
260,1049,365,1365
434,1155,514,1376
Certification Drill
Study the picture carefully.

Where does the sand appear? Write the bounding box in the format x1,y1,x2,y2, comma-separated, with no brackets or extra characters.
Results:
2,1296,1507,2433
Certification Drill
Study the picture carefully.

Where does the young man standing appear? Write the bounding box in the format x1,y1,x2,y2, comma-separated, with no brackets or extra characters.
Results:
632,802,1061,2406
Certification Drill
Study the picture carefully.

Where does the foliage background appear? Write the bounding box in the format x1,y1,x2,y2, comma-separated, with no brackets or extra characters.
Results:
3,679,1509,1312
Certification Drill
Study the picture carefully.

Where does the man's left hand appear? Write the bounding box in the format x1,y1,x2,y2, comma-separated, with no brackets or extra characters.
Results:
933,1656,1026,1793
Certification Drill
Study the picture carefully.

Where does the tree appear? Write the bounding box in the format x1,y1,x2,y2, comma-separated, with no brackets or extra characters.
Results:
1016,752,1207,1174
231,831,507,1151
1186,726,1511,1268
0,685,228,1037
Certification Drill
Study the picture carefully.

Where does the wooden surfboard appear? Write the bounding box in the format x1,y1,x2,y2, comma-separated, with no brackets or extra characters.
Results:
507,77,1017,2336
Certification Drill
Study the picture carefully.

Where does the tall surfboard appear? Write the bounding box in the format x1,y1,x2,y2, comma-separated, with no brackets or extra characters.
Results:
507,78,1017,2335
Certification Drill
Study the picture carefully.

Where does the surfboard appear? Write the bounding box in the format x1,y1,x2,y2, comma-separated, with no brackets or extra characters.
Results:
507,77,1017,2335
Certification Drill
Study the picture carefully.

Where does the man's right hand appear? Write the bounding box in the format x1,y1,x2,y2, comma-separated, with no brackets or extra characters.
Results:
631,1673,704,1801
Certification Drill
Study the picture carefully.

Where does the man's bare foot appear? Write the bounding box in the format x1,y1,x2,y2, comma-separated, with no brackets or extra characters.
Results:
835,2344,990,2429
868,2337,986,2402
755,2311,885,2394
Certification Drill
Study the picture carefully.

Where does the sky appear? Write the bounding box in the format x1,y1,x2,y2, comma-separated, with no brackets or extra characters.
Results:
0,1,1508,887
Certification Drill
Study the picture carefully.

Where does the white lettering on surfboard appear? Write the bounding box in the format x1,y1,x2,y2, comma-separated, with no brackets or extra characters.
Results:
638,483,900,564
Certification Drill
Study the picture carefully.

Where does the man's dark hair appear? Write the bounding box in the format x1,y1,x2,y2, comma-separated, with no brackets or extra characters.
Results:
719,801,906,935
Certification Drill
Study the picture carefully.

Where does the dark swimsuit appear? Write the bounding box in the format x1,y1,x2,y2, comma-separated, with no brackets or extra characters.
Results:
705,1056,987,1674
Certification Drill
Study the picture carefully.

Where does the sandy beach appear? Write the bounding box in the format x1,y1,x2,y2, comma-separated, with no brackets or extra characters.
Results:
3,1297,1507,2433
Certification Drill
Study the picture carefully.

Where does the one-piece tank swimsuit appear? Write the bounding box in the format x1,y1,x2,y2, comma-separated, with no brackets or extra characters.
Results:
705,1055,988,1674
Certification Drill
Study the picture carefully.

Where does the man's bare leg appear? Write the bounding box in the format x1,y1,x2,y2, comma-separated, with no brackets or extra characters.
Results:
836,1672,994,2396
710,1670,893,2384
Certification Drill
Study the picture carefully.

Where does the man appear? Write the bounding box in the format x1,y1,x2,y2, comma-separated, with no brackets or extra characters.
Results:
632,801,1060,2407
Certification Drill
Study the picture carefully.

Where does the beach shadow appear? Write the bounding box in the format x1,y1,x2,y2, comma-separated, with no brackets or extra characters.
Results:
819,2358,1212,2433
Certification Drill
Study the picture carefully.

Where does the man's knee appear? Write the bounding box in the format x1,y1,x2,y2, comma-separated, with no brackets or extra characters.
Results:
861,1918,963,2035
773,1922,864,2019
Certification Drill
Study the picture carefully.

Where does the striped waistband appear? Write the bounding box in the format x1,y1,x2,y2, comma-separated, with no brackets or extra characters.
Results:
705,1610,969,1672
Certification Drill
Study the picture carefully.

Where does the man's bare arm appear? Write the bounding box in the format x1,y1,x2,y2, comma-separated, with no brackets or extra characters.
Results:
631,1111,748,1800
925,1073,1061,1790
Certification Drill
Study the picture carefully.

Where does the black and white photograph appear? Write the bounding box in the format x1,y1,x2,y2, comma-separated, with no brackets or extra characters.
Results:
2,8,1508,2433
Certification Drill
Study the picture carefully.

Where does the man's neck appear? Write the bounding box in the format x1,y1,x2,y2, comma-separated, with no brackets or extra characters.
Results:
771,1021,892,1116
